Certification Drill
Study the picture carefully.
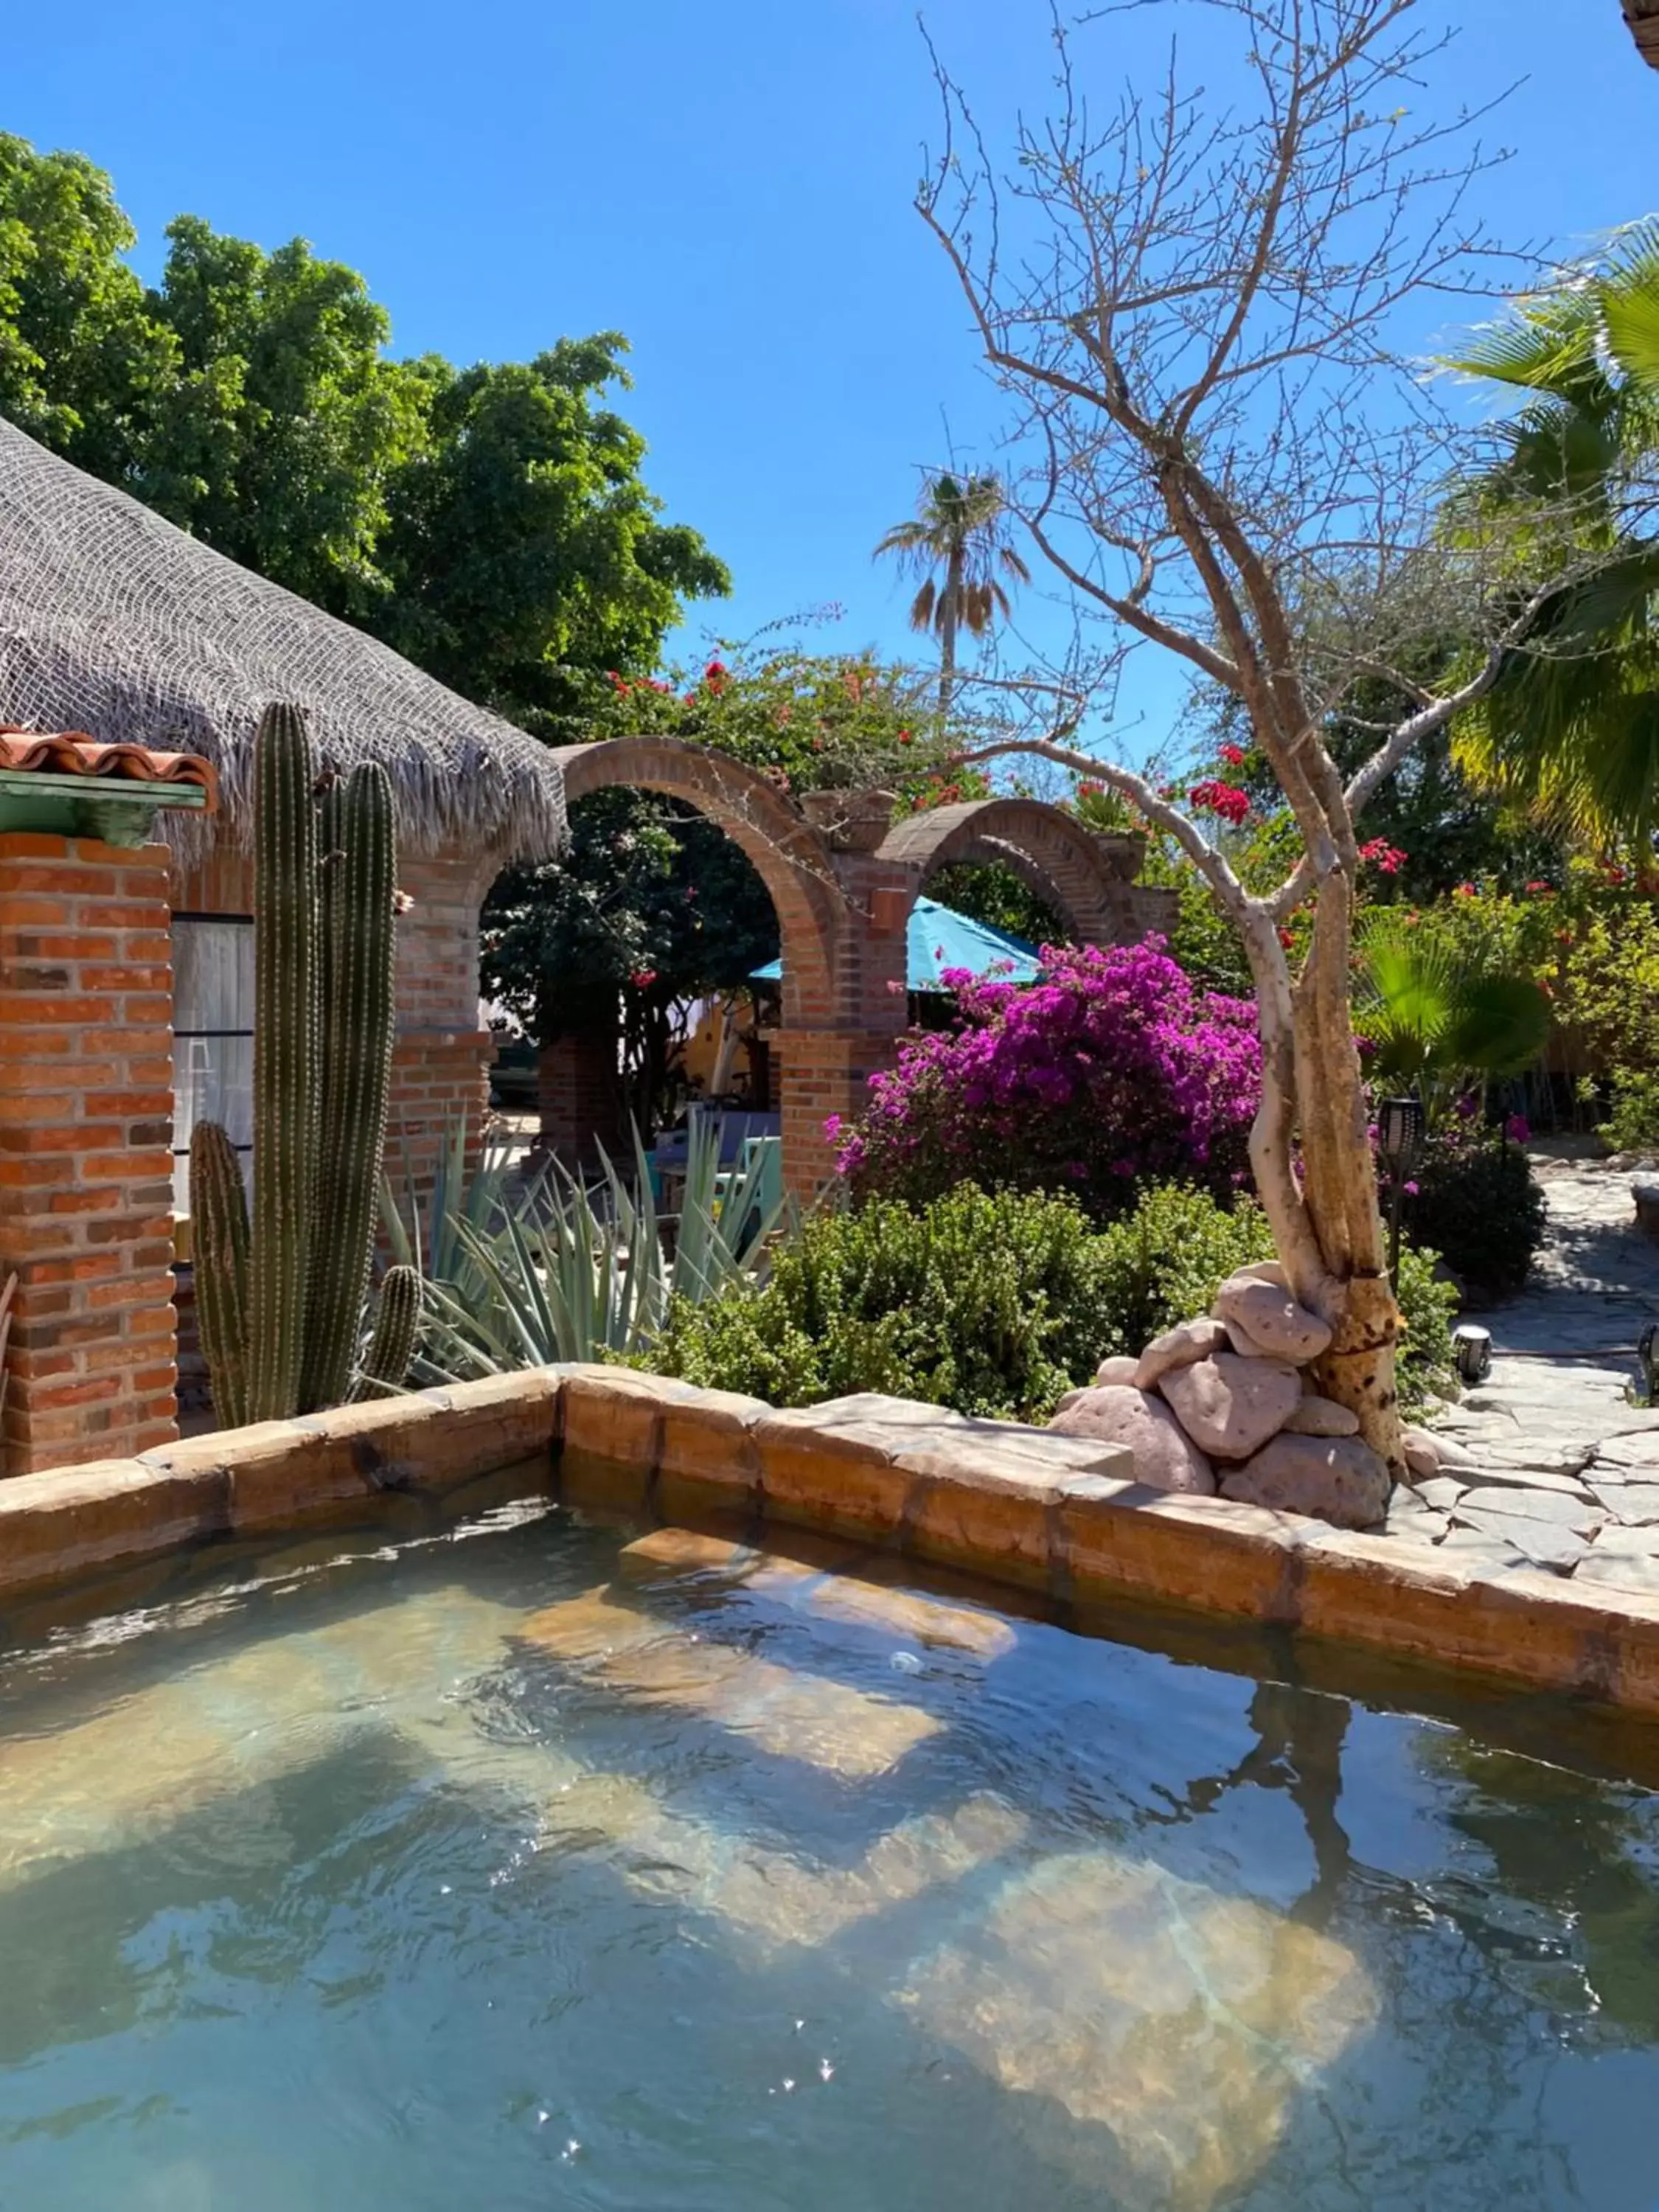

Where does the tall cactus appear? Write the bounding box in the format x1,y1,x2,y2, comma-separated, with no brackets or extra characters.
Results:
191,703,414,1425
247,703,318,1422
189,1120,251,1430
299,762,397,1411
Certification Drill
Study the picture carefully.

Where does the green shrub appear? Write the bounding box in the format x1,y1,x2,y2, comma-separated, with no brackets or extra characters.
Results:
1396,1133,1545,1298
1393,1243,1459,1416
639,1178,1458,1425
641,1183,1117,1422
1602,1068,1659,1152
1085,1184,1277,1360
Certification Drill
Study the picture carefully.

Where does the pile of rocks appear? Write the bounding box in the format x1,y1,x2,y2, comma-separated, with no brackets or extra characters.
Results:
1047,1260,1404,1529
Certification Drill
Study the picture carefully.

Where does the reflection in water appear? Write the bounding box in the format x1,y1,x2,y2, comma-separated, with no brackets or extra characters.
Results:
1,1503,1659,2209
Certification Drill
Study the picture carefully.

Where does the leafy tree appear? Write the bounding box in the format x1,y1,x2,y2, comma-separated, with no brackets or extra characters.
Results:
371,340,728,725
874,471,1029,714
135,215,429,618
0,134,173,480
0,132,726,706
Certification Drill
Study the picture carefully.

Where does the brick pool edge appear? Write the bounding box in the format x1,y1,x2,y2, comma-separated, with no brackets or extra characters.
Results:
6,1365,1659,1713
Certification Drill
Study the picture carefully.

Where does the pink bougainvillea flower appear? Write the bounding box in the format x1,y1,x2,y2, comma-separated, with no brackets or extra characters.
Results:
628,969,658,990
1505,1114,1531,1144
830,937,1261,1220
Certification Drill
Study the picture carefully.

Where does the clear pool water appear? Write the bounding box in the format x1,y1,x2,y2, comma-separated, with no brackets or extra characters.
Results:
4,1477,1659,2211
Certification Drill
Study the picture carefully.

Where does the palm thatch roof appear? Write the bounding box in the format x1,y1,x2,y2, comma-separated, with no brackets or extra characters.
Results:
1626,0,1659,65
0,416,567,863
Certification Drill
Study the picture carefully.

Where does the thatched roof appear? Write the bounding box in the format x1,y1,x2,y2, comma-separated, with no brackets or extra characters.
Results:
0,416,567,862
1626,0,1659,65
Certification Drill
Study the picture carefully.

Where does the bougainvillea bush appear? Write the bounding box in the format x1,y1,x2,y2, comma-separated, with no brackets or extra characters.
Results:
831,938,1262,1223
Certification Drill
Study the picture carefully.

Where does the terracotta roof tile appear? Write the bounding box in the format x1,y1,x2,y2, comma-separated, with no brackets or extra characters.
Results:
0,727,218,809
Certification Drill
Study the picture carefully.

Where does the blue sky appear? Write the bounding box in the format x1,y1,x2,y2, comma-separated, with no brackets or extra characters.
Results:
8,0,1658,759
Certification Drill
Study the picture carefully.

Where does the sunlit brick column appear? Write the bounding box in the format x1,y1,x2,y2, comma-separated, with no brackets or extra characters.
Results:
771,852,916,1199
0,833,178,1474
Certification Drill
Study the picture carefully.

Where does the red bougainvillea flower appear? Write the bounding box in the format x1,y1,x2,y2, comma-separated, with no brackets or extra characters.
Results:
1358,836,1407,877
605,671,630,696
703,659,728,693
1189,779,1251,827
898,729,914,745
1525,879,1553,894
1454,882,1477,899
628,969,658,990
1078,779,1103,799
1604,863,1628,887
1217,742,1248,767
1278,926,1295,949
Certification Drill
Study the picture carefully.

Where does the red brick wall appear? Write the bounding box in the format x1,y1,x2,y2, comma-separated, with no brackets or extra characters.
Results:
0,833,179,1474
538,1004,626,1169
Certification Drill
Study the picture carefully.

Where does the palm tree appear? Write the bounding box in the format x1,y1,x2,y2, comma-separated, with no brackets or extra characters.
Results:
874,472,1030,718
1443,223,1659,851
1355,915,1552,1124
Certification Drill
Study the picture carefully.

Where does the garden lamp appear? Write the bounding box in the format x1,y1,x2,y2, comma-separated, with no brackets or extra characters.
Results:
1453,1324,1492,1387
1639,1322,1659,1405
1379,1095,1425,1283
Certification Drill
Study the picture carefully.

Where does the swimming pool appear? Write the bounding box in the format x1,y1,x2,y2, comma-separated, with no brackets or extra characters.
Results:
2,1478,1658,2210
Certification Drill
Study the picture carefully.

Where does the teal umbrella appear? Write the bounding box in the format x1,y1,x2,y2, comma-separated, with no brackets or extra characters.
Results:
749,894,1040,992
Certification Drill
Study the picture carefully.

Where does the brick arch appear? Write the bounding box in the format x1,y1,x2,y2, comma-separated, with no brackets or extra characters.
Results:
876,798,1141,946
548,737,842,1026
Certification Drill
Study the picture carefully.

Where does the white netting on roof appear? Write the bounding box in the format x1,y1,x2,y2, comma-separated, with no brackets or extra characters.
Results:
0,415,567,863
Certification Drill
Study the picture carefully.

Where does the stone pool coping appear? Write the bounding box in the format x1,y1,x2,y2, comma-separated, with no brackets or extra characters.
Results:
8,1365,1659,1714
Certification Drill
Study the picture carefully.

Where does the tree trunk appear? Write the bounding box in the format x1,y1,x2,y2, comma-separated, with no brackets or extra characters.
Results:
1236,875,1405,1481
938,545,963,722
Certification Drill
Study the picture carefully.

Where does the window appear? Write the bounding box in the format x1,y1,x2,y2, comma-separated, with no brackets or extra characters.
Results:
172,914,254,1215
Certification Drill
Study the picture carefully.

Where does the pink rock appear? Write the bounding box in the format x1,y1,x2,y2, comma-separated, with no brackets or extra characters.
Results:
1219,1433,1391,1529
1048,1385,1215,1495
1232,1259,1290,1289
1159,1352,1301,1461
1213,1275,1332,1364
1402,1424,1478,1479
1093,1354,1142,1387
1132,1316,1230,1393
1281,1394,1360,1438
1222,1318,1277,1359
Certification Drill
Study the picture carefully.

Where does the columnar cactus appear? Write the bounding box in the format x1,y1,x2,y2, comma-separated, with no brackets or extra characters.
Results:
190,703,418,1423
300,763,397,1411
248,704,318,1422
349,1263,422,1402
189,1119,251,1430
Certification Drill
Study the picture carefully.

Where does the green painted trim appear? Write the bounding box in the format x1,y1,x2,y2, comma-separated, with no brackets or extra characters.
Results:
0,771,208,849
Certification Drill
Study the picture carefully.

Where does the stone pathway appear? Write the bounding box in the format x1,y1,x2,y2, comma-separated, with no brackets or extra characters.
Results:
1387,1157,1659,1588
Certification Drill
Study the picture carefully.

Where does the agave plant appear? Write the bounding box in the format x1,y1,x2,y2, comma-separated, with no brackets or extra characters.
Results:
383,1108,787,1380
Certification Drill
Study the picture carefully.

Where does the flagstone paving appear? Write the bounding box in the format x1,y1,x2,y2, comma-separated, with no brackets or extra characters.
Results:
1384,1155,1659,1592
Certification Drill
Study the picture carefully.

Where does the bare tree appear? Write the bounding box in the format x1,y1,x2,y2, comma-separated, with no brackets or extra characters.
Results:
919,0,1579,1472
